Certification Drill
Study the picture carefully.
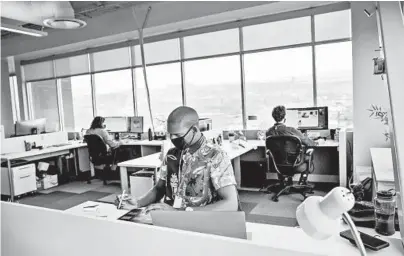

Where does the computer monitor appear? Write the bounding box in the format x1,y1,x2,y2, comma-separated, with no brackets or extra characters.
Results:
15,118,46,136
199,118,212,132
104,117,129,133
286,107,328,130
129,116,144,133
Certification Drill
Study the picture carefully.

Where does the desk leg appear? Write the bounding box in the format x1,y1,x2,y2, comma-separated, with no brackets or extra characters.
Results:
7,159,15,202
233,157,241,189
73,149,78,176
57,156,63,175
154,168,158,184
120,166,129,193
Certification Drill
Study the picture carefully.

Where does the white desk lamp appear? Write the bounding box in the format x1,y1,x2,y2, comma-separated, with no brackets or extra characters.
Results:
296,187,367,256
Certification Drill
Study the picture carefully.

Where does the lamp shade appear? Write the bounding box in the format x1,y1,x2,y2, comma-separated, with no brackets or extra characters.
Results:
296,187,355,240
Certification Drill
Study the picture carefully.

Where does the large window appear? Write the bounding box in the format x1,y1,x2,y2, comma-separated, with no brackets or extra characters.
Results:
61,75,93,131
185,56,242,130
316,42,353,128
29,80,60,132
244,47,313,129
9,76,20,122
94,69,134,117
135,63,183,131
315,10,351,42
21,7,353,131
184,29,240,59
243,17,311,51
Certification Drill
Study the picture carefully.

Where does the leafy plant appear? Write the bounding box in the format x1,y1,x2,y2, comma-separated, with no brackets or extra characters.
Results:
368,105,390,141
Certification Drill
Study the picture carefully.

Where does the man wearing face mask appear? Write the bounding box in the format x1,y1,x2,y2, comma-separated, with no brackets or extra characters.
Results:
117,106,240,212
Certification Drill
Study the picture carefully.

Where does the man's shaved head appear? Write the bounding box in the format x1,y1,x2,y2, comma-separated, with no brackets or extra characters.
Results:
167,106,199,134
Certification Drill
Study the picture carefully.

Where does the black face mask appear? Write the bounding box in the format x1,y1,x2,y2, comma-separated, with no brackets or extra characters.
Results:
171,126,195,150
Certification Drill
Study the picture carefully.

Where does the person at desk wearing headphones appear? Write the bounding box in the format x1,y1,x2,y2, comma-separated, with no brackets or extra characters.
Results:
117,106,240,212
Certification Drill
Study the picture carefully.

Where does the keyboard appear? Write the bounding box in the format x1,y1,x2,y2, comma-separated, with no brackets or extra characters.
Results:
52,143,72,147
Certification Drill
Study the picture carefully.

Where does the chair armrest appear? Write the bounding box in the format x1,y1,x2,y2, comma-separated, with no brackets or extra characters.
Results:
305,148,314,156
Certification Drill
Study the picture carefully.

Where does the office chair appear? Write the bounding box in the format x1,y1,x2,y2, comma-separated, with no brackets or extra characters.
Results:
261,135,315,202
84,134,117,185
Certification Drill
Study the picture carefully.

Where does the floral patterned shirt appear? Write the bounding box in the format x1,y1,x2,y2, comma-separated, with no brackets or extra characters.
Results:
159,139,237,208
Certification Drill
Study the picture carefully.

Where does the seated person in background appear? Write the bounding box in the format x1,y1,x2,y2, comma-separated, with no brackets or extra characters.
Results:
266,105,315,172
117,106,240,214
266,105,315,147
86,116,122,149
86,116,124,168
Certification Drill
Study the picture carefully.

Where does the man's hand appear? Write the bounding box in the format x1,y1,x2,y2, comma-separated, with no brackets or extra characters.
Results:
142,203,178,214
115,194,139,210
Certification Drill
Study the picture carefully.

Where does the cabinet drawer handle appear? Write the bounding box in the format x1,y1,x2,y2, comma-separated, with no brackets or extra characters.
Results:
20,175,31,179
18,166,33,170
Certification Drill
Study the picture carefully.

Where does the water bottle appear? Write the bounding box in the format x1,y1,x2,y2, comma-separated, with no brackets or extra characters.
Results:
148,128,153,141
374,190,396,236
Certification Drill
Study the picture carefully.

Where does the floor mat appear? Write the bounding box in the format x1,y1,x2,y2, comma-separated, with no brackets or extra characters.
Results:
17,191,76,207
93,182,121,194
41,180,105,194
97,194,118,204
240,202,258,214
44,191,111,211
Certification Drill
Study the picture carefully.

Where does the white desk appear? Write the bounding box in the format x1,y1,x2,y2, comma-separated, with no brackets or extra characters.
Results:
66,201,404,256
118,152,162,192
1,141,87,201
117,141,257,193
119,139,164,156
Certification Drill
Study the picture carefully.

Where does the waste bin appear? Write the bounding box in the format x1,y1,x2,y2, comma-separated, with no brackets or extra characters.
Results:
130,170,154,197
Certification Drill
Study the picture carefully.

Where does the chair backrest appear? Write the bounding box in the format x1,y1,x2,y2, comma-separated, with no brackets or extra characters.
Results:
84,134,108,164
265,135,304,177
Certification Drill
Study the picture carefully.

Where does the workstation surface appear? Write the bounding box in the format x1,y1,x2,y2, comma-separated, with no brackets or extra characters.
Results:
64,200,404,256
118,139,342,192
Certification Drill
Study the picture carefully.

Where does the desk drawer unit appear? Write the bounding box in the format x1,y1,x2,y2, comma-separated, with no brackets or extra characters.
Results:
1,163,37,196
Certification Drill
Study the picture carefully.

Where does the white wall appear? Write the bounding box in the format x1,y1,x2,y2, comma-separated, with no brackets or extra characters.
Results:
351,2,390,167
1,59,14,137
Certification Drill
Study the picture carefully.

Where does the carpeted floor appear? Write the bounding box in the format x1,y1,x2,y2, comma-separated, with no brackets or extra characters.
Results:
10,180,329,227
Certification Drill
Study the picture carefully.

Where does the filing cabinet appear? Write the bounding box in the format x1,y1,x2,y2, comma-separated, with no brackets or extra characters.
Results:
1,163,37,196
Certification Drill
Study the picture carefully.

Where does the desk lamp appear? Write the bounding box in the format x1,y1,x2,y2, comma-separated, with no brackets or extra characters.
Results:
296,187,367,256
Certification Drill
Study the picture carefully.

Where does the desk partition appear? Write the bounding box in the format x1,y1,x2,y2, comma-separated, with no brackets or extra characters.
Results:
1,202,321,256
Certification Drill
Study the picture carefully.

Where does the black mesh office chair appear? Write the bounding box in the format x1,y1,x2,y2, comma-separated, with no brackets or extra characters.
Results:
84,134,117,185
261,135,315,202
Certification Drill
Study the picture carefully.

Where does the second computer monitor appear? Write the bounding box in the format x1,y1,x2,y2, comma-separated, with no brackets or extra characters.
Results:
129,116,144,133
286,107,328,130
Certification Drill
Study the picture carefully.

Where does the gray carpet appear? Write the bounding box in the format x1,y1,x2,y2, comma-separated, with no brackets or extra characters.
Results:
12,180,330,227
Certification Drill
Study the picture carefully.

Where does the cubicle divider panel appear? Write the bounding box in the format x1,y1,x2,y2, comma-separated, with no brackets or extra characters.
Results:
1,131,69,154
1,202,322,256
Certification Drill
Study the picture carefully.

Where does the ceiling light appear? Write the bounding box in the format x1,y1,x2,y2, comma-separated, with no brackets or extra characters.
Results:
43,18,87,29
0,23,48,37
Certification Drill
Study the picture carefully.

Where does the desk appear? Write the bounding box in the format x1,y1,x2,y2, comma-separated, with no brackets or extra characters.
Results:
119,139,164,156
247,139,344,186
66,201,404,256
118,152,162,192
118,141,257,193
1,141,86,201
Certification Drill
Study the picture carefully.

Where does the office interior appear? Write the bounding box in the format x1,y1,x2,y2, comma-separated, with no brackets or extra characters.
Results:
1,1,404,256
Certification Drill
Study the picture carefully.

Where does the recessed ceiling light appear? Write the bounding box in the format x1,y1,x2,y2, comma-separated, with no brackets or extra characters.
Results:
43,18,87,29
